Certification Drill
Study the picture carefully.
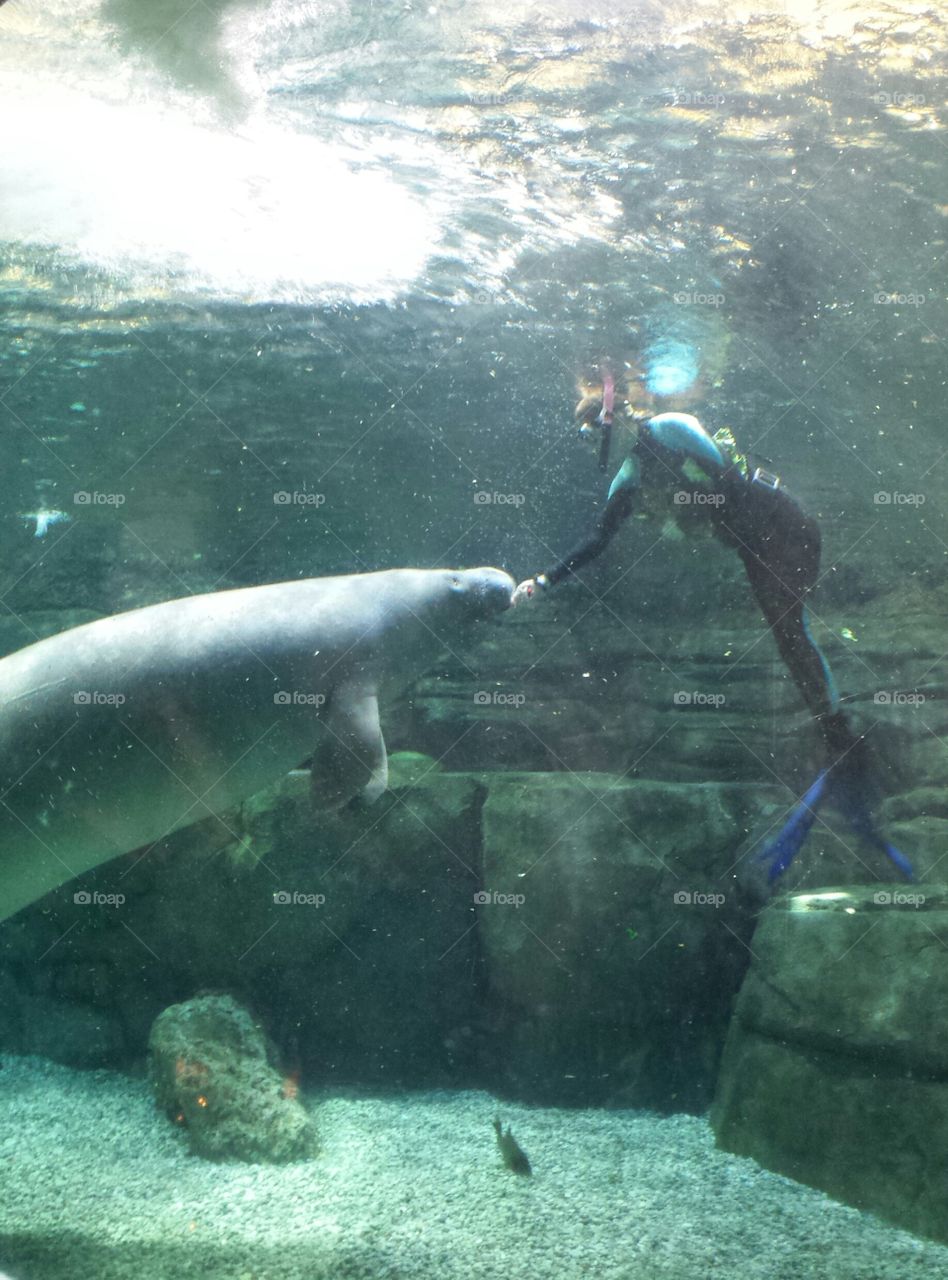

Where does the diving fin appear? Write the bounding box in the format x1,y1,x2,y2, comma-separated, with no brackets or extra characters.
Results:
755,771,829,882
756,768,913,882
834,787,914,880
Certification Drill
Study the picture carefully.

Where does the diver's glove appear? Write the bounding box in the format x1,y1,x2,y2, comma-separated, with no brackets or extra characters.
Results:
512,575,549,606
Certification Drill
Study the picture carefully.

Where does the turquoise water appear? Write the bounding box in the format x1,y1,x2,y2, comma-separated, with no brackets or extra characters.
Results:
1,2,947,1276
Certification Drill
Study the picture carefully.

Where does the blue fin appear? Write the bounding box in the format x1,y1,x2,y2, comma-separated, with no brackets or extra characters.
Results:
833,782,914,880
756,768,914,882
755,770,829,881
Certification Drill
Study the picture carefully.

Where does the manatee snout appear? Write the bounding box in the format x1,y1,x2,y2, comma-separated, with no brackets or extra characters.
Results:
451,567,515,616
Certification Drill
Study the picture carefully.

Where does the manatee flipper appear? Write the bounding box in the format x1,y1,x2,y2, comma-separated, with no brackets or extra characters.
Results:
310,683,388,809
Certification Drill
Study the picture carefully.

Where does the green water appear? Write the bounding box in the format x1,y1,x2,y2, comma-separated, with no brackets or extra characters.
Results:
0,2,947,1276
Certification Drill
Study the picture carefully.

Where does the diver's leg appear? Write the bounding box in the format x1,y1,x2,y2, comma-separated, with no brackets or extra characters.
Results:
726,484,832,719
725,482,910,879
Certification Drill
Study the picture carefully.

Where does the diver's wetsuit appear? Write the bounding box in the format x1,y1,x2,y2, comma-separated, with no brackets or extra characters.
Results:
532,413,909,879
540,421,839,725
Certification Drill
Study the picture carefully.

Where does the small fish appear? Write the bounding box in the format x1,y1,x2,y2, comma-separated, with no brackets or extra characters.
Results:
20,510,71,538
493,1117,532,1176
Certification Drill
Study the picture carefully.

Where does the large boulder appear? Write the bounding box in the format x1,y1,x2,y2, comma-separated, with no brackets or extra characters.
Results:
148,993,319,1162
476,773,773,1109
711,884,948,1244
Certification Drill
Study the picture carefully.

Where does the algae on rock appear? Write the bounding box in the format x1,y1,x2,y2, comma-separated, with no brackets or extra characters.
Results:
148,993,319,1163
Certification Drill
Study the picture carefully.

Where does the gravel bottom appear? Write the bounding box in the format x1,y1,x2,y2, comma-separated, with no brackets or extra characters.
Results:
0,1054,945,1280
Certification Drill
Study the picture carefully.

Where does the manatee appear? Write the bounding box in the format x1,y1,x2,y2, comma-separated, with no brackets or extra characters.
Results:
0,566,514,921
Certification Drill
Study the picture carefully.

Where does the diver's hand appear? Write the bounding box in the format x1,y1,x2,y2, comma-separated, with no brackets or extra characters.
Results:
512,576,548,606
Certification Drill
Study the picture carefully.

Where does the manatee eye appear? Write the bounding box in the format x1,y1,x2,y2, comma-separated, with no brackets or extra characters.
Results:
449,573,463,592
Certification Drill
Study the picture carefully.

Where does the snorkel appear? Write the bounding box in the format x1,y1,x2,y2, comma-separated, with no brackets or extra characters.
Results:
596,366,615,472
575,365,616,472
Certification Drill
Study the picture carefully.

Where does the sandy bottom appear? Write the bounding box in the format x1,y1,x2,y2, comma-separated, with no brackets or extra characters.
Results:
0,1055,945,1280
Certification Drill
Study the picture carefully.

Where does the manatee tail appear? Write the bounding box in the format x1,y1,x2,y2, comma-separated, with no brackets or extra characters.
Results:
755,768,913,883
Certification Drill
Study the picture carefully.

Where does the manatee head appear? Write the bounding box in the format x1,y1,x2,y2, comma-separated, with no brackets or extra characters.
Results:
444,566,515,619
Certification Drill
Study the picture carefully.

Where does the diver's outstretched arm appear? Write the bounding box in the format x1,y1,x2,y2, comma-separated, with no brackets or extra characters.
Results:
513,484,635,604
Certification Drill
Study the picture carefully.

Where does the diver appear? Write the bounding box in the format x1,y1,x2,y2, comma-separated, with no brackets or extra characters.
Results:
512,373,912,883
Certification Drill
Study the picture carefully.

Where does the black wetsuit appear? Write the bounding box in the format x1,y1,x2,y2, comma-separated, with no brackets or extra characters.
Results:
531,412,909,876
538,423,860,773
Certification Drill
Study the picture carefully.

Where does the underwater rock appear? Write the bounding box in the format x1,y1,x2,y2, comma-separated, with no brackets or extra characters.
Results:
0,762,487,1087
711,885,948,1244
148,994,319,1163
3,749,937,1114
477,773,767,1109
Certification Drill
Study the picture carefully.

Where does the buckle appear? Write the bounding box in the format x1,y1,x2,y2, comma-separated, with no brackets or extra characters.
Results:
752,466,781,490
